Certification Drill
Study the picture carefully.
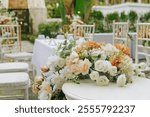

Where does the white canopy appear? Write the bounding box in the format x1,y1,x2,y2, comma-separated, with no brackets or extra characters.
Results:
1,0,46,9
0,0,8,8
0,0,47,33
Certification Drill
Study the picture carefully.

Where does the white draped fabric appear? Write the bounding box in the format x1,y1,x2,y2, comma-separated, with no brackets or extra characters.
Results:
32,39,64,75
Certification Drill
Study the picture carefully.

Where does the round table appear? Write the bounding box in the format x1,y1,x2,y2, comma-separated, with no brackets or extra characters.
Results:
62,77,150,100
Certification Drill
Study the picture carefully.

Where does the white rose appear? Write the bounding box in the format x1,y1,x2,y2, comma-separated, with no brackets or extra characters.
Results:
138,72,146,78
95,60,110,73
38,91,51,100
100,53,107,60
117,74,126,87
51,73,65,89
70,51,79,63
82,50,88,57
126,74,133,83
47,55,60,70
96,75,109,86
42,70,54,79
60,67,75,80
119,55,134,75
132,64,139,69
84,58,92,67
138,62,147,69
57,58,66,68
102,44,119,56
90,49,102,57
90,71,99,80
109,66,118,76
134,68,141,76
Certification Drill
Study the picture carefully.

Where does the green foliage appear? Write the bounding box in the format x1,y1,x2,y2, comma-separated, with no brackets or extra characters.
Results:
21,34,37,43
38,22,62,38
58,40,76,58
47,4,61,18
143,40,150,47
105,12,119,32
75,0,85,18
45,0,61,18
58,0,67,24
128,11,138,22
92,10,104,20
105,12,119,22
88,11,105,33
140,12,150,22
144,12,150,21
75,0,97,22
128,11,137,32
120,12,128,22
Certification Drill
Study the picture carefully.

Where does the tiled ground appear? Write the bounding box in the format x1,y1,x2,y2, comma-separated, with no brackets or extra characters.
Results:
21,41,37,99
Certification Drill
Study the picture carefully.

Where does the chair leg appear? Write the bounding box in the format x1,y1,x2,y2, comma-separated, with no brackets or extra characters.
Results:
32,65,36,79
24,87,29,100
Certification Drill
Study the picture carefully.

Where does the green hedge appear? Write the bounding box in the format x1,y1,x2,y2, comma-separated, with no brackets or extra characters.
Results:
38,22,62,38
21,34,37,44
140,12,150,22
120,11,128,22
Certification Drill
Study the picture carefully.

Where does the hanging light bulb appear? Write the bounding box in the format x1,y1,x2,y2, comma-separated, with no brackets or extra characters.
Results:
56,3,59,8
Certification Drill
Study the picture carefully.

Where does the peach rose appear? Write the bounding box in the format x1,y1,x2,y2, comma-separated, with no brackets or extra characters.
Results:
41,65,49,73
32,83,40,94
70,64,81,75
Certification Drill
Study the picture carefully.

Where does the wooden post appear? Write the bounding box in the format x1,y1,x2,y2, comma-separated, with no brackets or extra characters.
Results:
19,25,22,52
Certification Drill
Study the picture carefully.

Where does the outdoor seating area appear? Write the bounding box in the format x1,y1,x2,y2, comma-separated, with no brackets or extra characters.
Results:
0,0,150,100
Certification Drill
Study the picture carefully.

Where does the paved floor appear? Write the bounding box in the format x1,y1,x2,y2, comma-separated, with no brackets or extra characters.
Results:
21,41,34,53
21,41,37,99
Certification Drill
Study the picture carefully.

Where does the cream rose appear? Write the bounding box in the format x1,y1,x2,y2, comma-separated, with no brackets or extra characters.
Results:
90,71,99,81
38,90,51,100
95,60,110,73
57,58,66,68
102,44,119,56
138,62,147,70
70,51,79,63
138,72,146,78
51,73,66,89
108,66,118,76
96,75,109,86
117,74,126,87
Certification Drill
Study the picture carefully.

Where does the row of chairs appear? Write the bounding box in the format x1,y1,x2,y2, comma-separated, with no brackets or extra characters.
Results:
73,22,150,69
113,21,150,69
73,24,95,40
0,24,32,99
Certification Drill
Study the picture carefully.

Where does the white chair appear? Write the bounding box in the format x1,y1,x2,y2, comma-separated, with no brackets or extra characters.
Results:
73,24,95,40
0,62,29,73
135,22,150,72
0,24,33,77
0,24,32,62
0,72,29,100
113,21,129,45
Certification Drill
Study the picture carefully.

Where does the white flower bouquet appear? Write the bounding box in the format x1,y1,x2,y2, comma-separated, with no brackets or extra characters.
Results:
32,39,144,100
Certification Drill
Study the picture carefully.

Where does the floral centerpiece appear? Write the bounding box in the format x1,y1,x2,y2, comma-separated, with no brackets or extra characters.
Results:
32,39,145,100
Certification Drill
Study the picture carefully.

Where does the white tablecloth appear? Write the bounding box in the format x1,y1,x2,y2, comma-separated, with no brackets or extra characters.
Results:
62,77,150,100
32,39,64,75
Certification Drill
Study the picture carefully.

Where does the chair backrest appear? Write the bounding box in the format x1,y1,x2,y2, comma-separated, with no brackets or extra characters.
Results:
113,21,129,45
73,24,95,40
0,24,21,57
135,22,150,66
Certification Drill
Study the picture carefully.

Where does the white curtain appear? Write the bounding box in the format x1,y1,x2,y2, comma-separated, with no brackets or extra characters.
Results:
28,0,47,33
